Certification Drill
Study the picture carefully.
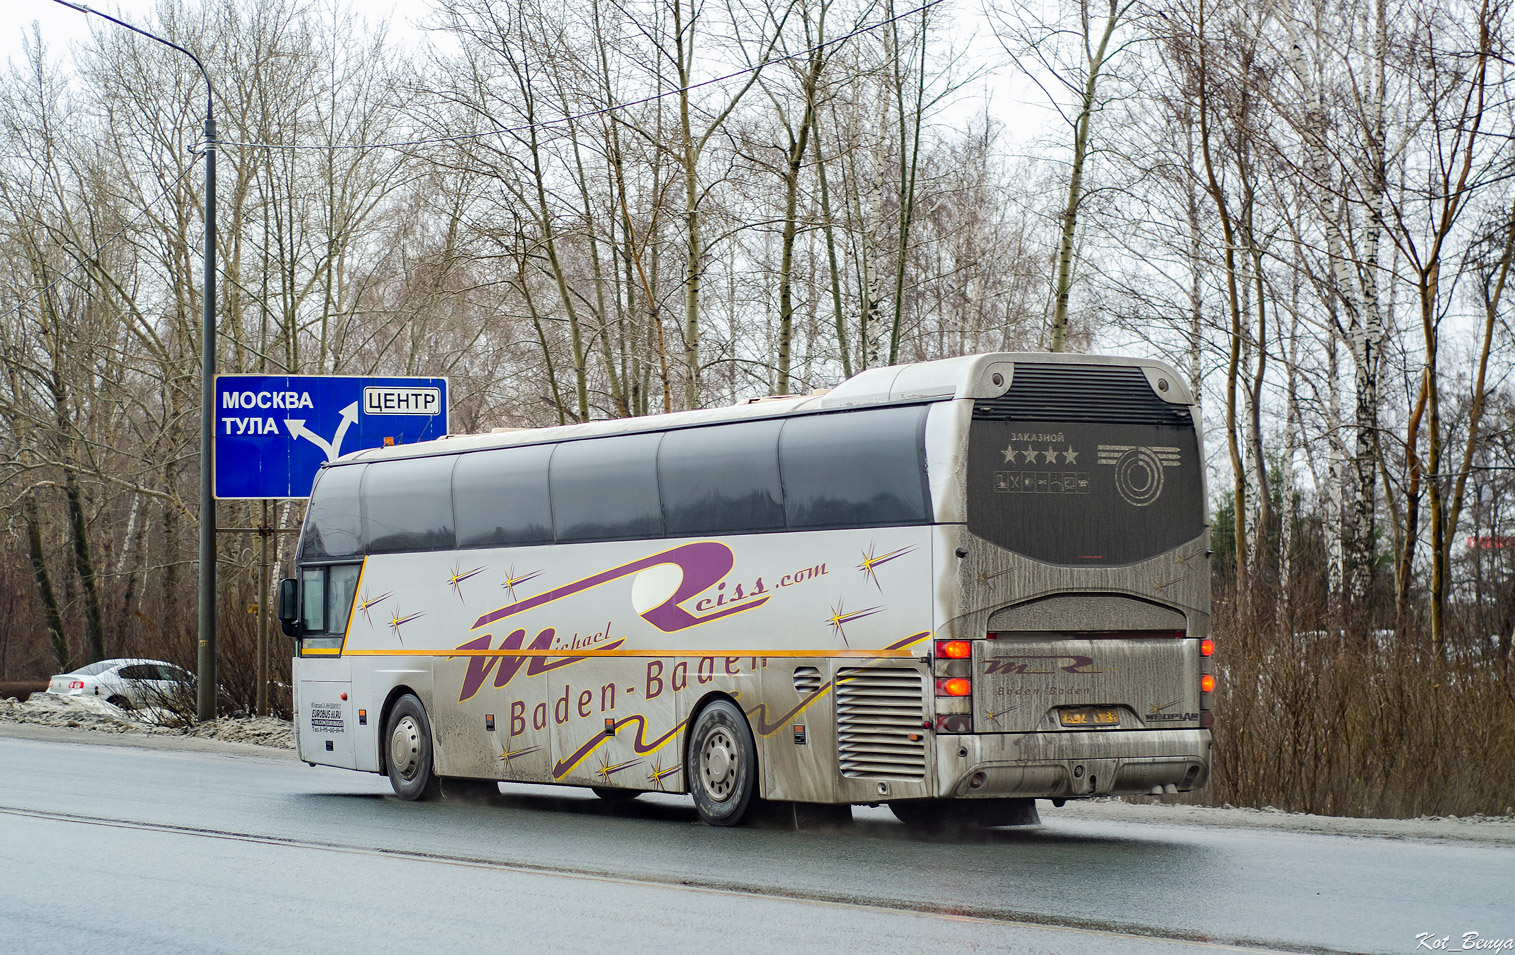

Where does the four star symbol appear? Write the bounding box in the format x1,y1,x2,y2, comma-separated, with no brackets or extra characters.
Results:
998,443,1082,465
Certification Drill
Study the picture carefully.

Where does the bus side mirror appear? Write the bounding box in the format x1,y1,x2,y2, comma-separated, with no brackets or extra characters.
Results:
278,578,302,638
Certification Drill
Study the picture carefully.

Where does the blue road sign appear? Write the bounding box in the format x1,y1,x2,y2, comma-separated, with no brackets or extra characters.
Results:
214,374,449,499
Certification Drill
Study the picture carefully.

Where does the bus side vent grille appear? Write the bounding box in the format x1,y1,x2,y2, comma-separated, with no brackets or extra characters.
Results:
793,666,822,696
974,364,1192,426
836,667,926,779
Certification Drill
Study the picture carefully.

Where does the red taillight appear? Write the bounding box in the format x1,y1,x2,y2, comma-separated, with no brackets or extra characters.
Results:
935,640,971,659
935,677,972,697
1200,638,1215,657
1201,674,1216,693
69,680,84,690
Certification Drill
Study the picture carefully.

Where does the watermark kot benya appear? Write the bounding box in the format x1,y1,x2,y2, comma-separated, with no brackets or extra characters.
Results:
1415,932,1515,954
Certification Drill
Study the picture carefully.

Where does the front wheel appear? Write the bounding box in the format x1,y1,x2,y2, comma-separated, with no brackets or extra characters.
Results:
385,695,441,801
686,699,758,826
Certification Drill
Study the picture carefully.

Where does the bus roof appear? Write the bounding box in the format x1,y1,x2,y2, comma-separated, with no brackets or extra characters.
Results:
336,351,1189,466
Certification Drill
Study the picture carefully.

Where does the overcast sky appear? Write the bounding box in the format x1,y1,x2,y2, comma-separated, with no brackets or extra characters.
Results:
4,0,1051,149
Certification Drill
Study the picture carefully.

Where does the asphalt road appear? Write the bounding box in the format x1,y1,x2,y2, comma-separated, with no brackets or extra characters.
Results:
1,733,1510,955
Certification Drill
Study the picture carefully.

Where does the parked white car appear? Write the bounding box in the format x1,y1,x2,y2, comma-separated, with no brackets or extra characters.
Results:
45,658,194,711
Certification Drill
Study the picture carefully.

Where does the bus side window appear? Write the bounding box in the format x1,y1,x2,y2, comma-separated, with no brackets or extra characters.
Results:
659,419,785,536
453,444,555,548
779,406,932,529
551,432,664,542
362,455,456,553
302,464,365,559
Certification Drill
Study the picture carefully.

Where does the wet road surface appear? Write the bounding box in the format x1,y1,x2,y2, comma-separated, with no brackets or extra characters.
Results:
1,734,1509,954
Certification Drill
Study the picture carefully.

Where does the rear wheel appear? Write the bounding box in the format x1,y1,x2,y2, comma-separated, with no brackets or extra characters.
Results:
686,699,758,826
106,695,132,711
385,695,441,801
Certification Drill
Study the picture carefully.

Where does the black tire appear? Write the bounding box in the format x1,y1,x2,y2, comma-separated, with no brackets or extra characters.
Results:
686,699,758,826
591,786,641,802
106,695,132,711
384,694,441,801
889,798,1039,831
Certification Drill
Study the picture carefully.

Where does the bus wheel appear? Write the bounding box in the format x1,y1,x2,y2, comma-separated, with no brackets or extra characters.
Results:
385,695,441,801
687,699,757,826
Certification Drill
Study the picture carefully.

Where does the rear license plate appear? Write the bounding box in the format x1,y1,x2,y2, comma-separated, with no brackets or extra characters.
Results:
1059,706,1120,727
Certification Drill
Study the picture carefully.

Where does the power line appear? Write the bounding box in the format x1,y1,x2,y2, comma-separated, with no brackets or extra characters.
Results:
218,0,945,152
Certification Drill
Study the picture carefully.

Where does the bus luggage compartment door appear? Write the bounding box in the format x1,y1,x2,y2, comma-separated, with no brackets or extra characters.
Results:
973,632,1199,734
298,680,357,768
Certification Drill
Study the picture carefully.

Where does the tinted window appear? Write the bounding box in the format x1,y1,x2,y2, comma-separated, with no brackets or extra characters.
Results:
301,568,326,632
551,433,664,542
659,420,786,536
328,564,361,633
454,444,555,548
966,418,1204,566
301,465,364,559
362,456,456,553
117,665,153,681
779,406,931,529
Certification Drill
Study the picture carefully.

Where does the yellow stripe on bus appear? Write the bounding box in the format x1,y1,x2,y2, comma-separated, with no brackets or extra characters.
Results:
339,647,922,659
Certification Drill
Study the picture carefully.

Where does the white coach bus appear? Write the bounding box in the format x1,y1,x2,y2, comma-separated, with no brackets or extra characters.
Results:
277,353,1213,827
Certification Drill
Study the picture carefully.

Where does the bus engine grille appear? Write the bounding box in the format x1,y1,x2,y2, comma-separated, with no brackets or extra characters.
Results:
836,667,926,779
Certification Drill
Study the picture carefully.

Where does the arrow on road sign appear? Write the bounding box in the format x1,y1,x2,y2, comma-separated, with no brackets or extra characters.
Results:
284,401,359,462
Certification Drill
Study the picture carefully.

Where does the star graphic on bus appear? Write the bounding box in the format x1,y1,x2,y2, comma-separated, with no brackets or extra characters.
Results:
826,600,883,647
1062,446,1079,464
499,744,542,766
983,702,1023,726
447,563,487,602
502,566,543,602
1043,446,1059,463
595,750,642,781
1001,444,1019,463
857,543,917,592
387,607,424,645
356,590,392,627
646,758,680,791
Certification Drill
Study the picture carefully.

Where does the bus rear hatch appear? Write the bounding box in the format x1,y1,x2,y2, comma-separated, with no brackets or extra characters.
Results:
973,630,1202,733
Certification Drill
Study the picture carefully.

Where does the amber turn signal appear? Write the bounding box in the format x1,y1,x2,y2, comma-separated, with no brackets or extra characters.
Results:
1200,638,1215,657
935,677,972,697
1201,674,1216,693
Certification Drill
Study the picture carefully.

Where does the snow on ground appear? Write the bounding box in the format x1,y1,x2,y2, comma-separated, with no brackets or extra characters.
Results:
0,691,294,749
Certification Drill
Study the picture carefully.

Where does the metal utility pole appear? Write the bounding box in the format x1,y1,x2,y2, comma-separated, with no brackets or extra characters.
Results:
56,1,219,721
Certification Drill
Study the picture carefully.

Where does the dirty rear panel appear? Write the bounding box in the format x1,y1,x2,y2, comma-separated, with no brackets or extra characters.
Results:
974,632,1201,733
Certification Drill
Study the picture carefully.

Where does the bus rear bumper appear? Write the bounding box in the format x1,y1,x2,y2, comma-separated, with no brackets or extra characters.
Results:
934,729,1211,799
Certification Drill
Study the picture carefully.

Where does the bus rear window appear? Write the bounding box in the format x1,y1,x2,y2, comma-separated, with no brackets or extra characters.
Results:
966,417,1202,565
